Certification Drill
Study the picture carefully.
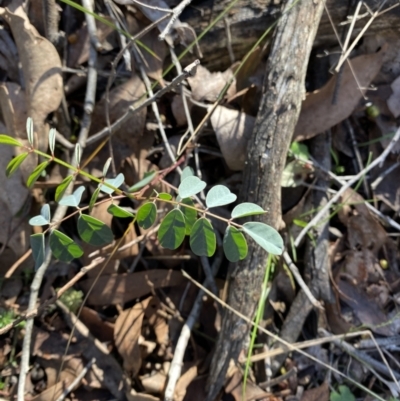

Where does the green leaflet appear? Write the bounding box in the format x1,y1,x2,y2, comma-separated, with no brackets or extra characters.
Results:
0,134,23,147
59,186,85,208
128,171,157,192
77,214,114,246
330,385,355,401
107,204,134,218
206,185,237,208
49,230,83,262
99,173,124,194
55,175,74,203
181,166,194,182
137,203,157,229
158,192,172,200
6,152,29,177
27,161,49,188
178,176,206,199
190,217,216,257
242,222,283,255
223,226,248,262
30,233,45,270
180,198,197,235
29,204,51,226
89,187,101,213
231,203,265,219
158,209,185,250
49,128,56,155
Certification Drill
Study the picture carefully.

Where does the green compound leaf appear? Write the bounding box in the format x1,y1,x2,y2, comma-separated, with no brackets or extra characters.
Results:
223,226,248,262
190,217,216,257
29,204,51,226
181,166,194,182
30,233,45,270
180,197,197,235
137,202,157,229
0,134,23,147
128,171,157,192
27,161,49,188
178,176,206,199
89,186,101,213
6,152,29,177
206,185,237,208
77,214,114,246
158,192,172,200
50,230,83,262
99,173,124,194
59,186,85,208
158,209,185,250
242,222,283,255
55,175,74,202
231,202,266,219
107,204,134,218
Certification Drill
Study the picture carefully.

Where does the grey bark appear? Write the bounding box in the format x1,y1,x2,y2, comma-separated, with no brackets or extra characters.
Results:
205,0,325,399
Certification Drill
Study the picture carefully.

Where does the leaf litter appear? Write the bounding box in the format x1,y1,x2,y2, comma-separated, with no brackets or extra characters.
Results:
2,1,400,401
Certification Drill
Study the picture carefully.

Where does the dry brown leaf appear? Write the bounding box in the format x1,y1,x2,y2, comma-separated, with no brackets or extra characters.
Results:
171,95,194,127
0,118,30,256
68,19,116,67
225,369,270,401
89,73,146,155
127,393,161,401
141,371,167,394
144,297,169,349
338,279,396,336
175,365,198,401
0,82,37,181
30,381,67,401
300,381,329,401
139,28,166,83
210,105,255,170
115,297,151,376
80,269,186,305
0,0,63,150
294,47,387,141
182,375,208,401
0,28,19,83
80,306,115,343
188,65,236,102
340,188,387,253
388,75,400,117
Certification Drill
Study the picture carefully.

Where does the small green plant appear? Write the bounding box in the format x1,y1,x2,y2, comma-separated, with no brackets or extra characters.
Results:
59,288,83,314
0,309,24,329
330,385,356,401
0,118,284,268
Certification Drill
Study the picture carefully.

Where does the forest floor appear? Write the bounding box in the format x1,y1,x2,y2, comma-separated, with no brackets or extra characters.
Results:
1,1,400,401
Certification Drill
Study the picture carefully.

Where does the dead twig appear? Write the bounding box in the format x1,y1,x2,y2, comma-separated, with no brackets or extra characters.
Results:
86,59,200,146
294,125,400,247
55,358,96,401
282,250,322,309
